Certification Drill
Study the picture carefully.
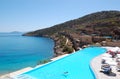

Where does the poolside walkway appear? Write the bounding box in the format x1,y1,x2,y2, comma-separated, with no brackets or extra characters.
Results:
51,54,69,61
91,54,120,79
0,67,33,79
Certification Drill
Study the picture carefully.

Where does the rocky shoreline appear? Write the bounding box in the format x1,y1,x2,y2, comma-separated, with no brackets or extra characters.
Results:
53,35,120,57
24,33,120,57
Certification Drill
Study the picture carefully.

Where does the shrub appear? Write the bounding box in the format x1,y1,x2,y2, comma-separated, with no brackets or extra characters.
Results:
63,45,73,53
37,59,51,65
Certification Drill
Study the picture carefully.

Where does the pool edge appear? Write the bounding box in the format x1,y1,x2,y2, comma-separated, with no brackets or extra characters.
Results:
90,47,107,79
90,55,100,79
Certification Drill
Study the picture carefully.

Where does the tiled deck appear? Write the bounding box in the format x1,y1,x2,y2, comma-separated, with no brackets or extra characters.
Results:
91,54,120,79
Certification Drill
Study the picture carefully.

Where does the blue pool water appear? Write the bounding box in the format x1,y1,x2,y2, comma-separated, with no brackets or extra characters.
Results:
21,47,106,79
0,33,54,75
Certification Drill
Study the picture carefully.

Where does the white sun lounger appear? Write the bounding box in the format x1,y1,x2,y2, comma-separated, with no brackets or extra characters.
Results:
117,54,120,58
102,53,112,58
102,57,113,61
105,60,117,66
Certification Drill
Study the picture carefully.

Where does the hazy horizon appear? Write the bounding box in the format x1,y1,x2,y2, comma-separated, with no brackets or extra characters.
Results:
0,0,120,32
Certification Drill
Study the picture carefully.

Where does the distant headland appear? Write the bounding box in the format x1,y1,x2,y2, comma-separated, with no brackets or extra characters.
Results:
23,10,120,57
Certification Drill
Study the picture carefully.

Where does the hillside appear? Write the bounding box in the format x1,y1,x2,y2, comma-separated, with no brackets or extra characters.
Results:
23,11,120,56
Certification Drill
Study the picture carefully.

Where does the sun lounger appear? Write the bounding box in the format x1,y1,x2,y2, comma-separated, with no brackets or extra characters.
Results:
116,66,120,71
102,57,113,61
101,64,112,74
101,57,113,64
116,62,120,71
105,60,117,66
102,53,112,58
117,54,120,58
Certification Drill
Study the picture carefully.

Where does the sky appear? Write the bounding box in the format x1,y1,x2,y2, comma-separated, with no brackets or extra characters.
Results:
0,0,120,32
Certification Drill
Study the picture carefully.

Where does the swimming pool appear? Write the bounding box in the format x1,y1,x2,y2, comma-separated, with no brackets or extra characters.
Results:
16,47,106,79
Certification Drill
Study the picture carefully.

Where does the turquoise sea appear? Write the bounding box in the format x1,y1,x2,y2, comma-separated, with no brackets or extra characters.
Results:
0,33,54,75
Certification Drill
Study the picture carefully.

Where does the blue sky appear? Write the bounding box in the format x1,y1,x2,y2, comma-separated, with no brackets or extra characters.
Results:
0,0,120,32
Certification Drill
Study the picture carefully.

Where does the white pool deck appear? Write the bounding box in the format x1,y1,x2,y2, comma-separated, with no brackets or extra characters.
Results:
0,67,33,79
91,54,120,79
91,47,120,79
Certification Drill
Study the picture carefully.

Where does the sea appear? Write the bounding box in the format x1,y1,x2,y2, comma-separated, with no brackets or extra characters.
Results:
0,33,54,75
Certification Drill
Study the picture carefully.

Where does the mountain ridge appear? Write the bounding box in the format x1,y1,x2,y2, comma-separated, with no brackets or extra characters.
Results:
24,10,120,56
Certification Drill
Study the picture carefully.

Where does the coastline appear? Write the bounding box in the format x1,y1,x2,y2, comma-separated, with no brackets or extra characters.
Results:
0,35,54,77
1,46,120,79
